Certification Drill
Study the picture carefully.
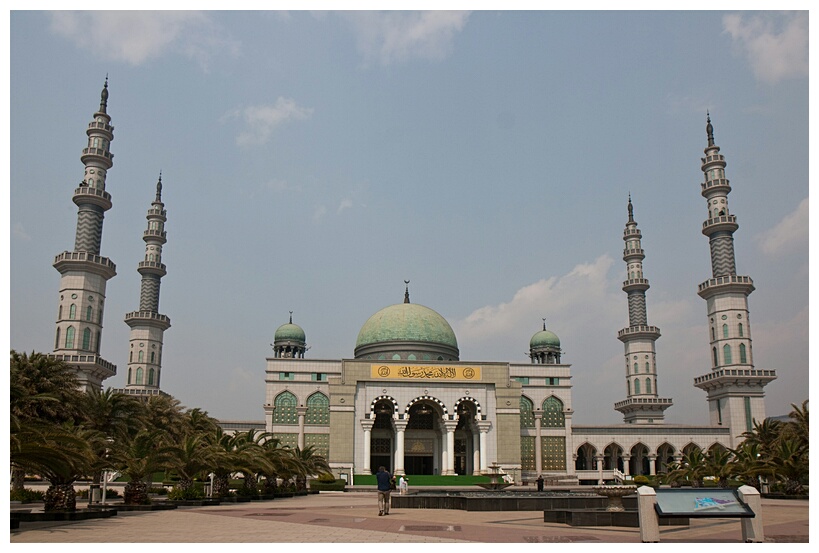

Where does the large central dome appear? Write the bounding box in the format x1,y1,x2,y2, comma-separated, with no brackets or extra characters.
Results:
354,302,459,361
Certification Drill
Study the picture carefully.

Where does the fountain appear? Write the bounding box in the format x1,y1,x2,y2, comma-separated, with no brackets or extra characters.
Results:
476,462,514,490
593,485,637,512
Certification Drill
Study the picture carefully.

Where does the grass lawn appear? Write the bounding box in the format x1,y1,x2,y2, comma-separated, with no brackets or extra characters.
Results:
353,474,492,486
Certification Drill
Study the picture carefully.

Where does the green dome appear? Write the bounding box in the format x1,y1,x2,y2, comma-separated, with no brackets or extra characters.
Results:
275,322,306,343
355,303,458,350
530,329,560,348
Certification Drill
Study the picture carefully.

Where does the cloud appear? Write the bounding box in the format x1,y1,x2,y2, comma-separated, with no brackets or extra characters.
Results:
226,98,313,146
755,197,808,256
723,12,808,84
312,205,327,222
337,198,353,214
48,11,236,68
340,11,470,65
12,223,31,241
455,255,620,359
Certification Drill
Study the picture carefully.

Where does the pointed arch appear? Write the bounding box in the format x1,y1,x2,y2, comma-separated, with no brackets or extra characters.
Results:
645,378,652,394
273,391,298,425
634,378,641,394
740,343,747,363
69,304,76,319
723,344,732,364
542,396,565,428
65,326,75,349
306,392,330,425
520,395,535,428
82,327,92,350
148,368,155,386
136,367,143,385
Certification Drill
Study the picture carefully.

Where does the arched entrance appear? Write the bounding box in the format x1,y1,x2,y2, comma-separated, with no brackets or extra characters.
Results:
404,401,439,475
370,399,395,473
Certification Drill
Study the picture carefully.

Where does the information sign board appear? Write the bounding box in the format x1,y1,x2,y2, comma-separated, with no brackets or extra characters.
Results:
653,489,755,518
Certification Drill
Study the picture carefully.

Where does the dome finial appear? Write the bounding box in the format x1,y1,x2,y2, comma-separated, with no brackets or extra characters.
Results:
542,318,546,331
99,75,109,113
706,111,714,147
289,310,293,324
627,193,634,223
404,280,410,304
155,172,163,202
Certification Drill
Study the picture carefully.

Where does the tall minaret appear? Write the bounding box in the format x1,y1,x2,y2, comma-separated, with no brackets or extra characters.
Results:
51,79,118,391
693,114,776,447
614,196,672,423
123,176,171,395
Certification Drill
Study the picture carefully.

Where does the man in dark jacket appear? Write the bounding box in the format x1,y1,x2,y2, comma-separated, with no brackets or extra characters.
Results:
375,466,392,516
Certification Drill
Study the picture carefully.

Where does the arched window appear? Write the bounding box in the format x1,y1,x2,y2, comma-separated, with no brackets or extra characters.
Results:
148,369,155,386
128,368,132,384
634,379,641,394
65,326,75,349
542,396,565,428
713,347,718,367
58,305,63,320
150,351,155,363
738,323,743,337
740,343,747,364
98,305,103,323
645,378,652,394
136,368,143,384
96,332,101,353
138,351,144,362
82,328,91,350
711,326,715,340
86,305,93,321
645,362,650,373
306,393,330,425
633,363,638,374
627,380,631,395
55,328,60,349
723,344,732,365
69,304,76,319
130,351,133,362
273,391,299,425
520,396,535,428
723,324,728,338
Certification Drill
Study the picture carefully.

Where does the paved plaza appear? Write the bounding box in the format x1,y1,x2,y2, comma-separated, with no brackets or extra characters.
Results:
10,490,809,544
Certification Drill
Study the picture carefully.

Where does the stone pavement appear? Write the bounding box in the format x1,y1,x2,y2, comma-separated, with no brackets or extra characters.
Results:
10,492,809,543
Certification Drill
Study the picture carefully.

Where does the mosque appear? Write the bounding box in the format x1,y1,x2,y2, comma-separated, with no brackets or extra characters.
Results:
47,82,777,485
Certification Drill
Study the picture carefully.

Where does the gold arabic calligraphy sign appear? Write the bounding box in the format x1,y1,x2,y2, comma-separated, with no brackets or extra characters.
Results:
371,364,481,380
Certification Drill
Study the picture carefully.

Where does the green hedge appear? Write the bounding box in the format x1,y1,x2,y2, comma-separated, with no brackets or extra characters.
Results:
308,479,346,491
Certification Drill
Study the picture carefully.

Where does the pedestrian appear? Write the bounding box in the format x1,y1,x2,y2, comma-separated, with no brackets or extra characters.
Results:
536,474,544,492
400,476,408,495
376,466,392,516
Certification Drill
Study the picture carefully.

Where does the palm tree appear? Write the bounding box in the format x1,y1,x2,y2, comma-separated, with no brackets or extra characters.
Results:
290,446,331,491
164,433,216,499
10,351,83,492
109,429,174,505
763,438,807,495
703,446,733,487
258,438,300,495
729,441,766,490
231,429,274,497
143,395,186,442
665,448,706,487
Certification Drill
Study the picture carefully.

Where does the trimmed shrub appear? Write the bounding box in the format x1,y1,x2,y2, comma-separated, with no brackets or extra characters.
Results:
10,488,44,502
308,478,346,491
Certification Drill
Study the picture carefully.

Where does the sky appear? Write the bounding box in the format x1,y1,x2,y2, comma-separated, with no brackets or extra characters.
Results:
6,8,810,426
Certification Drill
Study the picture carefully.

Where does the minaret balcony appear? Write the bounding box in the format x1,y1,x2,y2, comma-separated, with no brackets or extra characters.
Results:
697,274,754,299
138,260,167,276
54,250,116,279
81,147,114,166
623,248,645,260
622,278,649,292
614,397,673,410
701,178,731,195
694,367,777,391
702,215,738,235
72,186,112,211
623,228,641,238
125,310,171,330
617,325,661,341
143,229,167,243
701,153,725,168
48,353,116,378
87,120,114,135
147,207,167,220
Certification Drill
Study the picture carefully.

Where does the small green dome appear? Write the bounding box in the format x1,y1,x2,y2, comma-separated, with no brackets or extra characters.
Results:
275,322,306,343
356,303,458,350
530,329,560,348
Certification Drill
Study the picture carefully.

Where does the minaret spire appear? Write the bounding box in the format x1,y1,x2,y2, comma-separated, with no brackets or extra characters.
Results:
615,196,672,423
694,113,775,447
50,81,118,391
123,175,171,394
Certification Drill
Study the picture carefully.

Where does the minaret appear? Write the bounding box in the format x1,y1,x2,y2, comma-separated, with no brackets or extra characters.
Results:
693,114,776,446
51,79,117,391
123,175,171,395
614,196,672,423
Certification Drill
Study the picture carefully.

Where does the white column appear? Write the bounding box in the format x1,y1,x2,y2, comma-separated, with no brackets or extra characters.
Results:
623,454,632,476
439,423,448,475
444,421,458,476
534,410,543,475
472,431,481,475
361,419,374,475
596,454,605,485
648,454,657,476
393,419,407,475
296,406,308,450
477,420,491,472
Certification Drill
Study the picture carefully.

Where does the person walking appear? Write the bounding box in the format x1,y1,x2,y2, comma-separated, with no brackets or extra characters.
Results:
376,466,392,516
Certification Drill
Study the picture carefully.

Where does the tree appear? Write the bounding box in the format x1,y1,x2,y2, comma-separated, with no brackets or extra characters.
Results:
28,424,98,511
290,446,331,491
665,448,706,487
109,429,174,505
164,433,216,499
